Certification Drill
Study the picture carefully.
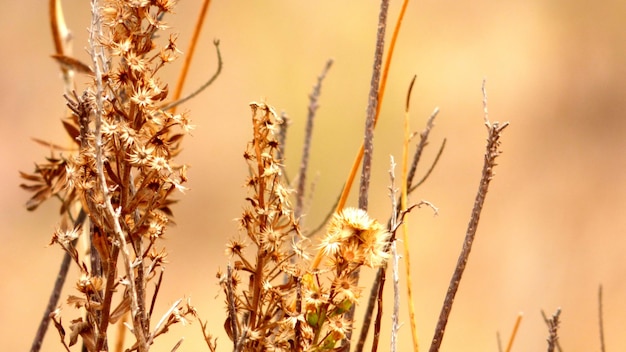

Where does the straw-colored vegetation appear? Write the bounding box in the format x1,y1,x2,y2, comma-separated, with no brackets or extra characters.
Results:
21,1,536,352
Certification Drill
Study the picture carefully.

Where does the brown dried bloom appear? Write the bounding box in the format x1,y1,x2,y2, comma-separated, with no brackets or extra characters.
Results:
315,207,390,270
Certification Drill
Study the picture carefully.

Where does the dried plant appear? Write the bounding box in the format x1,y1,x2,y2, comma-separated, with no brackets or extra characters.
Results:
23,1,199,351
219,103,392,351
20,1,550,352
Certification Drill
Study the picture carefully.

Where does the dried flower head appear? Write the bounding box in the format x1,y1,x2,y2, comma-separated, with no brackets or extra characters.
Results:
317,207,390,269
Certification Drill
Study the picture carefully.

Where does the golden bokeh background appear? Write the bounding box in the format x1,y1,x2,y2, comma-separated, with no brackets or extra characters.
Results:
2,1,626,350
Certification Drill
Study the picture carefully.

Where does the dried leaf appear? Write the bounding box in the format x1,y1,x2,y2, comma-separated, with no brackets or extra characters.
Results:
19,171,43,182
62,119,81,142
51,54,93,74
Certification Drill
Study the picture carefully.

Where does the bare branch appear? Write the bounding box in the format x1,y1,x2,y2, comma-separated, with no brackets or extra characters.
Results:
347,1,390,347
428,81,509,352
546,308,562,352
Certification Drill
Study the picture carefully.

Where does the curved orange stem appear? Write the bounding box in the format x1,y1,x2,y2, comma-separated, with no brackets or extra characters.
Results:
171,0,212,113
336,0,411,212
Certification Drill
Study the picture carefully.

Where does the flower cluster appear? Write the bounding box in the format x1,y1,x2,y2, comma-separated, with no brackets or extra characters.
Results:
22,1,195,350
222,102,391,351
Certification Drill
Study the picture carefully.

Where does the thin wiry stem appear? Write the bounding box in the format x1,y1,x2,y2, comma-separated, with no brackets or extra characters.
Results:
409,137,445,193
428,81,509,352
295,59,333,221
162,40,222,111
31,210,86,352
226,264,239,347
390,240,401,352
170,0,212,114
388,156,400,352
599,285,606,352
371,263,386,352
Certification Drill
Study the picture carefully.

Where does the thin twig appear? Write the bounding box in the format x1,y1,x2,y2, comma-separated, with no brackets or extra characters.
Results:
371,262,386,352
496,331,503,352
390,240,401,352
541,310,563,352
546,308,562,352
226,264,239,347
162,40,222,111
149,269,165,319
409,137,445,193
148,299,183,345
599,285,606,352
170,338,184,352
295,59,333,222
407,107,439,191
388,156,401,352
30,211,86,352
428,81,509,352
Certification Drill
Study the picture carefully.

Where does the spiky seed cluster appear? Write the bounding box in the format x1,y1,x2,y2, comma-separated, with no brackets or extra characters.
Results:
320,207,390,269
222,103,391,351
22,1,195,350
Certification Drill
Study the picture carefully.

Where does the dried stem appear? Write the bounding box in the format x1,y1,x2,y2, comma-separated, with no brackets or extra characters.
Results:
346,0,390,345
401,75,420,352
598,285,606,352
226,264,239,346
30,212,86,352
390,240,401,352
546,309,562,352
504,313,523,352
428,81,508,352
358,0,389,211
388,156,401,352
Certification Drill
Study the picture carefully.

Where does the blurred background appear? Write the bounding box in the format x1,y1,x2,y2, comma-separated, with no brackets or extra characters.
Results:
2,0,626,350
